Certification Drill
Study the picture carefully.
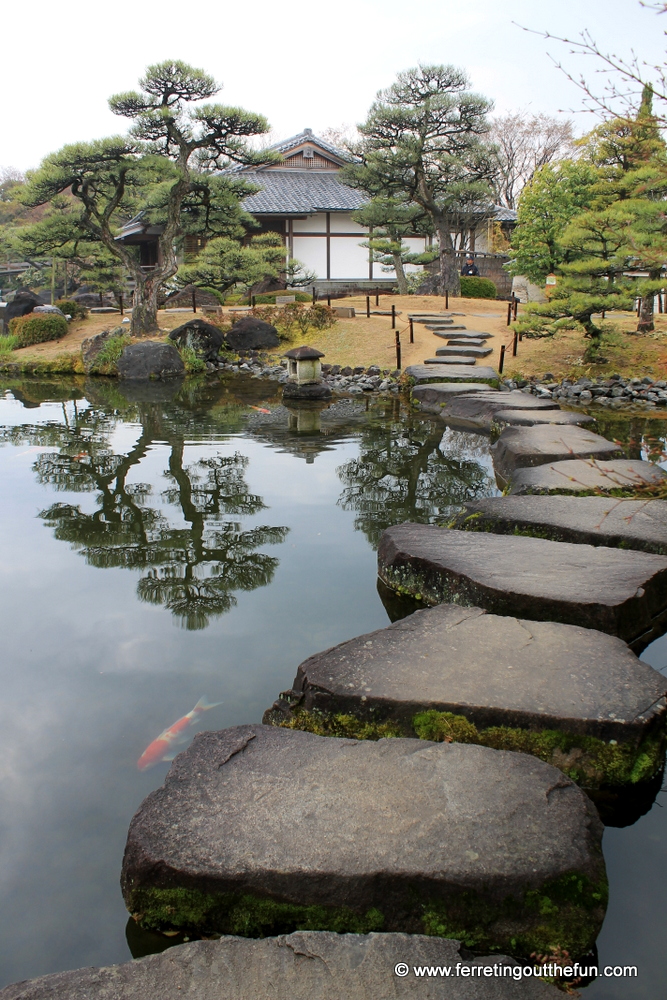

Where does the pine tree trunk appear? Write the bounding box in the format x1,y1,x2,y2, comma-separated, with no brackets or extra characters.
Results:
637,274,659,333
436,226,460,296
131,273,161,337
392,253,408,295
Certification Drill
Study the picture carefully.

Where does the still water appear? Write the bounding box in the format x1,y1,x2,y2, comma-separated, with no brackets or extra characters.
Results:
0,375,665,997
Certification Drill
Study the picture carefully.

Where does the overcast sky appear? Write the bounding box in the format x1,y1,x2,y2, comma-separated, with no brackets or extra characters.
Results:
1,0,665,172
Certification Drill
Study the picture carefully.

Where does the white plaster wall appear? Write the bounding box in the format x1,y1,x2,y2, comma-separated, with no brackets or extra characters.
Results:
329,213,366,234
293,214,328,233
330,239,370,279
292,237,327,278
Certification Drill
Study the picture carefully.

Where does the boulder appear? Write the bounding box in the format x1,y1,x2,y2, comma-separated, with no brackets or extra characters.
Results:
411,383,498,413
117,341,185,380
266,603,666,794
33,304,66,318
81,328,125,374
121,725,605,958
509,459,667,496
435,392,558,431
377,524,667,650
452,495,667,555
404,365,498,386
0,933,565,1000
492,425,622,483
434,346,493,358
492,409,594,428
168,319,224,361
3,291,40,324
223,317,280,352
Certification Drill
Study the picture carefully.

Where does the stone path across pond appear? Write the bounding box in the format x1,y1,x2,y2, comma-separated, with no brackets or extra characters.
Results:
492,426,622,483
452,495,667,555
509,458,667,495
405,365,498,384
0,933,566,1000
493,409,594,428
120,725,605,957
377,524,667,649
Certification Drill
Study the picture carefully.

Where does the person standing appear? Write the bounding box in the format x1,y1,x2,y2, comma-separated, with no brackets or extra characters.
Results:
461,257,479,276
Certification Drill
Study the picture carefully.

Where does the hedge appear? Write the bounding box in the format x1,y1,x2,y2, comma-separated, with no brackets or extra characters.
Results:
55,298,88,319
9,313,69,347
460,275,497,299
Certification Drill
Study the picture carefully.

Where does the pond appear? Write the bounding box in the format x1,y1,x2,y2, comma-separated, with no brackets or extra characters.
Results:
0,374,665,998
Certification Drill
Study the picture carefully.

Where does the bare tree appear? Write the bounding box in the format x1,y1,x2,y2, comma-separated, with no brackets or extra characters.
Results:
490,112,575,208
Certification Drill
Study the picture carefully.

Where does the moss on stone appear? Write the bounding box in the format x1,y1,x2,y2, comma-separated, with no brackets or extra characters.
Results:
413,710,665,789
274,707,403,741
128,886,385,938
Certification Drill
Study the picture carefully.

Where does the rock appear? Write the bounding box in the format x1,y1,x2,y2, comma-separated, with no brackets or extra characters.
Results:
81,327,126,374
446,339,487,347
282,382,332,400
434,346,493,358
117,342,185,380
168,319,224,360
0,933,566,1000
405,365,498,386
436,392,558,431
492,410,594,428
423,356,477,365
266,603,666,792
510,459,667,496
411,383,498,413
2,291,40,324
33,304,66,318
492,426,622,483
377,524,667,649
453,495,667,555
223,317,280,352
121,724,605,956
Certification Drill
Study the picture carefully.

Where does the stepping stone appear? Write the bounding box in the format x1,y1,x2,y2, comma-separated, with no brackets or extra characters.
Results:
438,392,559,430
377,524,667,649
412,383,498,412
432,329,487,339
435,346,493,358
409,313,465,320
492,409,594,428
423,356,477,365
267,604,666,792
121,724,605,957
510,459,667,496
426,324,467,331
0,933,567,1000
405,365,498,385
451,495,667,556
446,338,487,347
492,425,622,483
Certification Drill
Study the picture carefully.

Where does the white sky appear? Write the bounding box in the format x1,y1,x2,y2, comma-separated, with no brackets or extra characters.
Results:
1,0,665,172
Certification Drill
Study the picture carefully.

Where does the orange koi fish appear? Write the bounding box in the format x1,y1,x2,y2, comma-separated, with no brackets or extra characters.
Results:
250,405,271,414
137,697,223,771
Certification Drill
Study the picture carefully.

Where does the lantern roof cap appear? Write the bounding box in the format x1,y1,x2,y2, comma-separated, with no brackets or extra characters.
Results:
283,345,325,360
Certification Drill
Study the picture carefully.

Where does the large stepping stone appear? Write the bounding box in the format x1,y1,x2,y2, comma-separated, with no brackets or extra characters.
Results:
435,345,493,358
377,524,667,649
433,329,487,339
0,933,566,1000
405,365,498,386
493,409,594,428
121,724,606,958
423,356,477,365
454,495,667,555
446,338,487,347
267,605,666,790
492,425,622,483
445,331,493,340
426,324,467,332
412,382,498,412
509,459,667,496
437,392,558,430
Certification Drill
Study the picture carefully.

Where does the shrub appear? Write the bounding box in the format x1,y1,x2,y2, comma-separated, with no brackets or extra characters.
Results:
460,275,497,299
55,299,87,319
310,303,337,329
9,313,68,347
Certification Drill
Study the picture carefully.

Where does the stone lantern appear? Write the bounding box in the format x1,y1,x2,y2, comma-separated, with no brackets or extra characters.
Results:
282,346,331,400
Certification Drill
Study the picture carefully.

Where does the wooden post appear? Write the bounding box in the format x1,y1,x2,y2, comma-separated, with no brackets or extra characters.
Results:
327,295,331,307
445,290,449,310
366,295,370,318
498,344,506,374
395,329,401,370
192,288,197,313
391,303,396,328
507,302,512,326
375,288,379,306
512,330,518,357
513,295,518,321
312,287,316,305
252,295,256,307
409,318,414,343
119,294,124,316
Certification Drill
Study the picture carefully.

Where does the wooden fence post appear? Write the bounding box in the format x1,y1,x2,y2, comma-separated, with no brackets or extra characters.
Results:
395,329,401,370
499,344,506,374
192,288,197,313
391,304,396,328
409,318,414,343
366,296,370,318
512,330,518,357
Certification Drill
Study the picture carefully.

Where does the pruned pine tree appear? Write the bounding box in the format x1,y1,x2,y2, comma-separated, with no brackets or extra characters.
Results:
353,197,434,294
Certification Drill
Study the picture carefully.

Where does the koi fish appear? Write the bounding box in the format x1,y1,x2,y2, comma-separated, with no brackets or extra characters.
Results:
250,405,271,414
137,697,223,771
72,452,88,461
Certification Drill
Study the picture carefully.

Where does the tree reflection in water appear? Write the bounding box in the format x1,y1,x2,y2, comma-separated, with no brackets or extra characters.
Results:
336,405,498,547
4,385,288,630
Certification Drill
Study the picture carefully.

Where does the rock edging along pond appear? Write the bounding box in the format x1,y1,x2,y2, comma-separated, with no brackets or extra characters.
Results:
0,933,567,1000
377,524,667,651
120,725,606,959
263,604,667,798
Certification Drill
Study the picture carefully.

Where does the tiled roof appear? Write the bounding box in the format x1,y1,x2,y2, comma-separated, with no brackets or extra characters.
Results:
266,128,353,163
242,171,368,215
493,206,518,222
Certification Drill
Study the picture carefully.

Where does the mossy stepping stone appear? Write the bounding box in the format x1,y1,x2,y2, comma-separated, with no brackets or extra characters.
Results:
452,495,667,555
0,932,568,999
266,604,665,799
510,459,667,496
377,524,667,650
121,724,605,959
492,426,622,483
411,383,498,412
